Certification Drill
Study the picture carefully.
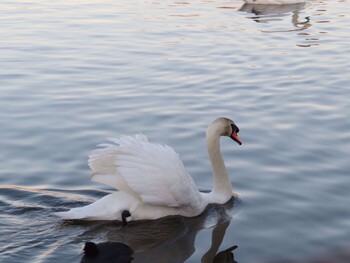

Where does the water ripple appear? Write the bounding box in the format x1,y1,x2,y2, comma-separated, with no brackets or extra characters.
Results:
1,0,350,262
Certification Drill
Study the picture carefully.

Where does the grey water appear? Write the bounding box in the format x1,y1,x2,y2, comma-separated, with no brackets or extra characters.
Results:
1,0,350,262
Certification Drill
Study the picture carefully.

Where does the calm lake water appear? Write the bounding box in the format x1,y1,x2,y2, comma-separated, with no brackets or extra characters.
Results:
1,0,350,262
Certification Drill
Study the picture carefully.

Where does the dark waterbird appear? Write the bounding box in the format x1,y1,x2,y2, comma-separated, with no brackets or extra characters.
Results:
81,241,133,263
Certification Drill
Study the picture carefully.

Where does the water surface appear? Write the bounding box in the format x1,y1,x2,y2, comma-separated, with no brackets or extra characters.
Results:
1,0,350,262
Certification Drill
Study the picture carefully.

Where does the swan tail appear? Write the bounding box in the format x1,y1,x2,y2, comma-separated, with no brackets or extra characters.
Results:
55,192,138,221
55,209,90,220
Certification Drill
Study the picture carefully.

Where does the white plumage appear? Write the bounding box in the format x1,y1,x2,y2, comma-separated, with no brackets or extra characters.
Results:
55,117,242,221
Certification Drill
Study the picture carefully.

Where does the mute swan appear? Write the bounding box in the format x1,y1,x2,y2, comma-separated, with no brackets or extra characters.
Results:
243,0,305,4
55,117,242,221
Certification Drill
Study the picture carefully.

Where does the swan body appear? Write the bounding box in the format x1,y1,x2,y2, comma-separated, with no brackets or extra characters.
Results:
55,117,242,221
243,0,305,5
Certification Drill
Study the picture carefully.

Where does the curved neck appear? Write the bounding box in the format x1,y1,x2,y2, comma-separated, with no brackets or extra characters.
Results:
206,132,233,203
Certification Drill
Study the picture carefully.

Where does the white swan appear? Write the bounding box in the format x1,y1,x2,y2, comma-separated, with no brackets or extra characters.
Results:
55,117,242,222
243,0,305,5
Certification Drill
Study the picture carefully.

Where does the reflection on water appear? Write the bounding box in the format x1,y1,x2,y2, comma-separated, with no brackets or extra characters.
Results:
239,3,311,31
1,0,350,262
0,186,239,262
212,245,238,263
71,198,239,263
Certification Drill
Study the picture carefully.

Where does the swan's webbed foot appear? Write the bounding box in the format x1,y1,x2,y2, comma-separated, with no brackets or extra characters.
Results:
121,210,131,227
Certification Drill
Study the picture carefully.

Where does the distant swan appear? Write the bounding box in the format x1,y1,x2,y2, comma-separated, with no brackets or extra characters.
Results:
243,0,305,4
55,117,242,221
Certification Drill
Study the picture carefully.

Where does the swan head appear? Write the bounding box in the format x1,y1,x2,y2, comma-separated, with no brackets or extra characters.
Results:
207,117,242,145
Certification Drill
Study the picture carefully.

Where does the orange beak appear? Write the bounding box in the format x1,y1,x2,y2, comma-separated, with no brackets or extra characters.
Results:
231,131,242,145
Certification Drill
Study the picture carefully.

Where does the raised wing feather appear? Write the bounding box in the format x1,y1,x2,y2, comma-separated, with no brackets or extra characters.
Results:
88,134,202,208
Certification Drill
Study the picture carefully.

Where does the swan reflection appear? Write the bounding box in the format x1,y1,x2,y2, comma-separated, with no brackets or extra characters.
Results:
213,245,238,263
76,197,239,263
239,3,311,30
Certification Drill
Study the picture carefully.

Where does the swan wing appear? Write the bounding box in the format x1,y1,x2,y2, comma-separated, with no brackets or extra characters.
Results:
88,134,202,208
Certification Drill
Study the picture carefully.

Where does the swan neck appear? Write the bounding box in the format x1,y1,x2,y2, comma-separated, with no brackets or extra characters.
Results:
206,132,233,202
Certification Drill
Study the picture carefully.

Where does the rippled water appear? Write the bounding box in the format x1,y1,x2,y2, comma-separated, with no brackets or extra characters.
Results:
1,0,350,262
